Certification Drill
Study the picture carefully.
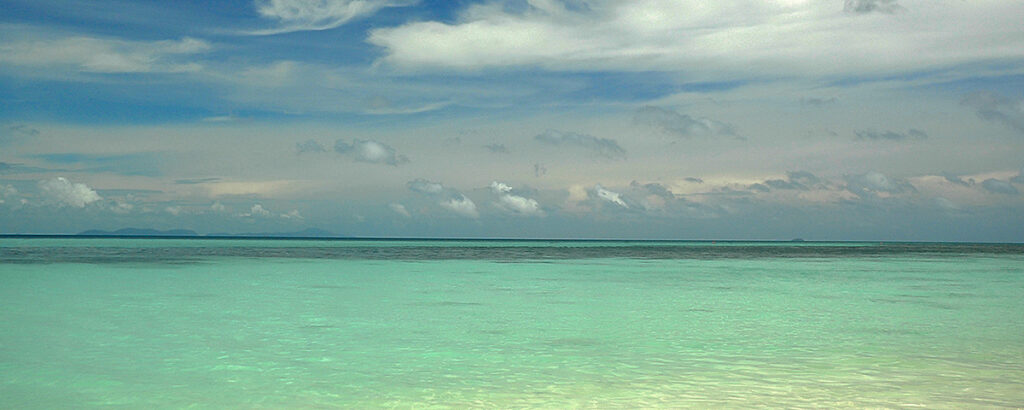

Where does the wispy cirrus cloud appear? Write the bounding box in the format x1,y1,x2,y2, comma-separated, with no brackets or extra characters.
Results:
0,33,210,74
368,1,1024,78
250,0,417,35
854,129,928,141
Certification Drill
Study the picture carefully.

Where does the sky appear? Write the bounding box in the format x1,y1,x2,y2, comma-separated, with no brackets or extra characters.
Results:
1,0,1023,241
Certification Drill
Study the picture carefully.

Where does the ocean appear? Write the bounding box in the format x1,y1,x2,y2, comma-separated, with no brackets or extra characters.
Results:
1,238,1022,408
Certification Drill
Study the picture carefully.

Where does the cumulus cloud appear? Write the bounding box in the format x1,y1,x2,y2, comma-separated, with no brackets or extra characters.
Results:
593,184,628,208
389,203,411,218
0,35,209,74
211,201,227,212
633,106,737,138
490,181,544,216
845,171,915,198
335,139,408,165
251,0,417,35
535,130,626,160
281,209,303,219
0,185,21,205
238,203,272,217
440,194,479,219
408,178,479,218
854,129,928,141
981,179,1019,195
296,139,327,153
843,0,903,14
961,92,1024,134
38,177,102,208
407,178,445,194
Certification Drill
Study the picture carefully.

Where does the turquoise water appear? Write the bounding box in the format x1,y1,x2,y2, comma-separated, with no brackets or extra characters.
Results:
2,239,1023,408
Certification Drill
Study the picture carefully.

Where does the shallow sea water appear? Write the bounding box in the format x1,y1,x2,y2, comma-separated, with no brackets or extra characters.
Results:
1,238,1023,408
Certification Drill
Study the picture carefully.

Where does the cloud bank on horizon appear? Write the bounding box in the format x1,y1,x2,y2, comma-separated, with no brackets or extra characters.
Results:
1,0,1023,241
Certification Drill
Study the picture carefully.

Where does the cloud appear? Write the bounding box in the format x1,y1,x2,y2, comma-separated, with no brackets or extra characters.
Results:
407,178,445,194
854,129,928,141
843,0,903,14
750,171,826,192
1012,170,1024,185
389,203,411,218
685,177,704,184
490,181,544,216
335,139,408,165
176,178,220,186
534,163,547,177
368,1,1021,77
961,92,1024,134
211,201,227,212
407,179,479,218
981,179,1019,195
440,194,479,219
633,106,737,138
239,203,272,217
165,206,183,216
38,177,102,208
800,97,837,107
0,35,209,74
845,171,915,198
281,209,303,219
593,184,628,208
296,139,327,153
484,143,509,154
535,130,626,159
251,0,417,35
0,185,21,206
942,173,974,187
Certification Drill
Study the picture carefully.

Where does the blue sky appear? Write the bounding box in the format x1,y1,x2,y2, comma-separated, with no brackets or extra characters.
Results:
2,0,1024,240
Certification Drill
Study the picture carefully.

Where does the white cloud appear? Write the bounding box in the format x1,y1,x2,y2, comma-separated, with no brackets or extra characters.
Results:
0,35,210,74
238,203,272,218
490,181,544,216
845,171,915,198
251,204,271,217
335,139,408,165
0,185,21,206
593,184,628,208
407,178,445,194
38,177,102,208
368,1,1024,78
252,0,417,35
211,201,226,212
389,203,411,218
165,206,183,216
281,209,304,219
440,194,479,218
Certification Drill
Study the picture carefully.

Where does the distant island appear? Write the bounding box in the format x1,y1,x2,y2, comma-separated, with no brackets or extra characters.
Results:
77,227,342,238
